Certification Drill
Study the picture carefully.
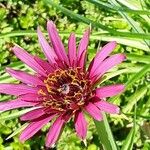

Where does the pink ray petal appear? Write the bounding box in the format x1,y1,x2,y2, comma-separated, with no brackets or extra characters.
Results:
0,98,36,112
0,84,39,96
46,115,67,147
34,56,55,73
20,108,46,121
74,111,87,140
94,100,120,114
37,27,57,64
68,33,76,67
84,102,103,121
95,84,125,98
47,21,69,65
19,93,41,102
78,50,87,70
20,114,56,142
6,68,44,86
77,28,90,68
90,54,126,83
88,41,117,74
77,28,90,58
12,46,47,76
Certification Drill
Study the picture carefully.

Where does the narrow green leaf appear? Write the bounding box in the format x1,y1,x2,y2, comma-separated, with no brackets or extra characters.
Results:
109,0,149,48
1,31,149,51
101,66,143,83
86,0,150,15
121,105,138,150
140,97,150,115
122,126,134,149
117,0,141,9
126,53,150,64
124,113,150,120
115,0,150,22
0,107,39,120
6,123,29,140
122,86,147,113
94,113,118,150
0,30,149,51
44,0,150,40
92,33,149,51
109,64,150,103
0,30,37,38
125,64,150,88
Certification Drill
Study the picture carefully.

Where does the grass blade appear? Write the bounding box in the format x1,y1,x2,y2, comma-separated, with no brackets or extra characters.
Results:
44,0,150,40
126,53,150,64
121,104,138,150
125,64,150,88
116,0,150,23
86,0,150,15
109,0,149,48
6,123,29,140
94,113,118,150
1,31,149,51
109,64,150,103
0,107,39,120
122,86,147,113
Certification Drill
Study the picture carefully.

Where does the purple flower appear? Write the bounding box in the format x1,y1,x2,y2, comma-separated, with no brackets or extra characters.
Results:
0,21,125,147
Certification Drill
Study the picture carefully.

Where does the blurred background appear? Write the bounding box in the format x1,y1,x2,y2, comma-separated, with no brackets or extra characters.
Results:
0,0,150,149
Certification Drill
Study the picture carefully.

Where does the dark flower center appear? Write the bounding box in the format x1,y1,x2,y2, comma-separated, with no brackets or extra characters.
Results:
60,84,70,94
38,68,93,112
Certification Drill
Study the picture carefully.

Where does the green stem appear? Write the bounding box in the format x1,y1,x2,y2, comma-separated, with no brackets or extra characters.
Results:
94,113,118,150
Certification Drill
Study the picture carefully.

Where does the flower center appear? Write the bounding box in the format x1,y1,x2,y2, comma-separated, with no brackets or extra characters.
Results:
60,84,70,94
38,68,92,112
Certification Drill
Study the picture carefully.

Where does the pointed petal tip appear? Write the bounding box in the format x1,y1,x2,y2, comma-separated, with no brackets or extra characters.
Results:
5,67,11,72
37,26,44,36
75,111,87,140
19,136,25,143
119,53,126,62
113,84,125,91
37,26,41,35
116,107,120,114
123,54,127,60
37,26,43,38
111,105,120,114
45,143,55,148
11,45,21,52
120,84,125,91
110,40,117,45
84,27,91,38
115,84,125,94
86,27,91,33
5,67,16,74
109,41,117,48
47,20,55,28
46,143,55,148
95,84,125,98
94,99,120,114
46,116,64,148
11,45,17,52
5,67,14,76
68,32,77,67
47,20,69,64
70,32,75,37
37,26,40,31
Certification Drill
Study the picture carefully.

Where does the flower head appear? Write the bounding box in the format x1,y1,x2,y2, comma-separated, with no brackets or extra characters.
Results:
0,21,125,147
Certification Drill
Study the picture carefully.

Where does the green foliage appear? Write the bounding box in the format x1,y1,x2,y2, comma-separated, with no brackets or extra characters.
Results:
0,0,150,149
